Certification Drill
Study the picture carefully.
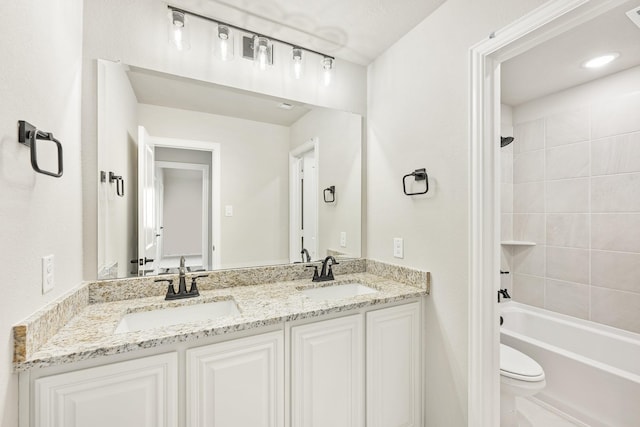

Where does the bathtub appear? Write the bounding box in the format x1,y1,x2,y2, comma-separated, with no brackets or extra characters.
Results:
500,301,640,427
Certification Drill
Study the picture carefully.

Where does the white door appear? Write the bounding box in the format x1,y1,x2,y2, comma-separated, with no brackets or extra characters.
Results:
366,302,422,427
301,151,318,260
186,331,284,427
289,141,318,263
137,126,158,275
34,353,178,427
291,315,364,427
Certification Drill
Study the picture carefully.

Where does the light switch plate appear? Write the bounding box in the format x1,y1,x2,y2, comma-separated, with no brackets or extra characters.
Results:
393,238,404,259
340,232,347,248
225,205,233,217
42,255,55,294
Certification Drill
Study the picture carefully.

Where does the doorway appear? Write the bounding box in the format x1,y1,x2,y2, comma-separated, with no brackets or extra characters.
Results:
289,138,319,263
469,0,633,425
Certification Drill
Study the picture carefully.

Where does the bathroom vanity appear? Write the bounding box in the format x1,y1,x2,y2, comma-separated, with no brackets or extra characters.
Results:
15,260,429,427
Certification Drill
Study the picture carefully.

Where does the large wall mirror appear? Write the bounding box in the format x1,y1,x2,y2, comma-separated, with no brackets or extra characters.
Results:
97,60,362,279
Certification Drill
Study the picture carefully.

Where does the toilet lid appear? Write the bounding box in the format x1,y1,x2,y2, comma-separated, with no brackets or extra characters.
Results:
500,344,545,382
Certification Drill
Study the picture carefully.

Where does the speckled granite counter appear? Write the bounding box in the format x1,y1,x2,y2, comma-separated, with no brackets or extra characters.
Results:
14,260,429,371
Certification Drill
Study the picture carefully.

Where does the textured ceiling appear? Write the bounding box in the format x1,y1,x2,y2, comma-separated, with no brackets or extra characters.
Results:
171,0,447,65
502,0,640,106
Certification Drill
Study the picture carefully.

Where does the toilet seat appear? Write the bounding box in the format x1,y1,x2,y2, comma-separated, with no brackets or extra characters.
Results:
500,344,545,382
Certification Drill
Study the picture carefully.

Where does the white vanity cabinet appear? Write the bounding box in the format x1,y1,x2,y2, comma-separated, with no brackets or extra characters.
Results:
366,301,422,427
186,330,284,427
32,353,178,427
291,314,365,427
24,299,422,427
290,301,422,427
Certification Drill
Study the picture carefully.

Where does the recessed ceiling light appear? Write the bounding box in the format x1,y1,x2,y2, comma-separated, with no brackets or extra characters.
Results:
582,53,619,69
278,102,294,110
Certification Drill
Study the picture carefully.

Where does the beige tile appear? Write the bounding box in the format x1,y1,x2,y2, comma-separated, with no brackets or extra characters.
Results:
545,279,589,319
501,143,514,184
545,108,589,148
546,178,589,213
591,287,640,334
513,245,545,276
592,173,640,213
501,214,513,241
514,119,544,154
545,142,589,180
546,214,589,249
591,132,640,176
592,214,640,252
512,274,544,307
514,182,545,213
546,246,589,284
513,214,545,244
592,92,640,139
514,150,544,184
501,183,513,214
591,250,640,293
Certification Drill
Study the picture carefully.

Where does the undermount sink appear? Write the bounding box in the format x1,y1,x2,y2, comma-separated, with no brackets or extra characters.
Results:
299,283,378,301
114,299,240,334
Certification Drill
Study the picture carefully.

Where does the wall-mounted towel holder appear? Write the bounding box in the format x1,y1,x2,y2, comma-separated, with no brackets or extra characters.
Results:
323,185,336,203
402,168,428,196
101,170,125,197
18,120,64,178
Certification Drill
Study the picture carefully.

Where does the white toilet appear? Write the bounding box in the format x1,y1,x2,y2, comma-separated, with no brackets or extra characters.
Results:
500,344,546,427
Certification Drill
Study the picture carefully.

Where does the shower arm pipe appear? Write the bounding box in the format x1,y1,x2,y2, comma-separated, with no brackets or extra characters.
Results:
167,5,335,61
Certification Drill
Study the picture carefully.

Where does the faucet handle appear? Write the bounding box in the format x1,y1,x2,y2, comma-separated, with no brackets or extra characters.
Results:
306,265,319,281
155,278,175,297
189,275,207,296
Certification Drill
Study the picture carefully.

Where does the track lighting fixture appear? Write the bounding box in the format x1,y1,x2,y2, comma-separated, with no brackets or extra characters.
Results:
167,5,335,85
215,24,234,61
168,10,190,51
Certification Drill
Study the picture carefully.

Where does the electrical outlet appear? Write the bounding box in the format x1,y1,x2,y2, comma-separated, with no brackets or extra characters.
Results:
42,255,55,294
340,232,347,248
225,205,233,217
393,238,404,259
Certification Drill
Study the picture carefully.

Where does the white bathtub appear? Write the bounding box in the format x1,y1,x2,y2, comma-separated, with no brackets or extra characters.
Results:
500,302,640,427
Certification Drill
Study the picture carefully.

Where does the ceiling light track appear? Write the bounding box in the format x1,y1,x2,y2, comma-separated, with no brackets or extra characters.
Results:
167,5,335,61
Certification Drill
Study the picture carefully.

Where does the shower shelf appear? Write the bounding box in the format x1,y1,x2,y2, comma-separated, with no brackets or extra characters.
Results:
501,240,536,246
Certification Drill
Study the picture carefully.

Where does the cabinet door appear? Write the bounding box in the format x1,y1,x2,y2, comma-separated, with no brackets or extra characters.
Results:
366,302,421,427
34,353,177,427
291,314,364,427
186,331,284,427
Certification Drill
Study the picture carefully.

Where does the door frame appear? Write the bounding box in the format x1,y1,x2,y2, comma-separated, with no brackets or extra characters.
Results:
468,0,628,424
289,138,319,263
148,135,221,270
155,161,210,269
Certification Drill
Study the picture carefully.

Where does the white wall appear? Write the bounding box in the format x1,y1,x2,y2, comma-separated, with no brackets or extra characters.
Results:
366,0,547,425
82,0,368,279
0,1,83,425
290,108,362,259
97,60,139,278
138,104,291,268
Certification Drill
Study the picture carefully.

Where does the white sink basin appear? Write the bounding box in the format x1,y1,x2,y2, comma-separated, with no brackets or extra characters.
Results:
115,299,240,334
300,283,378,301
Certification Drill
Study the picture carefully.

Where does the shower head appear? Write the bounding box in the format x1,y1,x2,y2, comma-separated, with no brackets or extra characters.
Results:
501,136,514,148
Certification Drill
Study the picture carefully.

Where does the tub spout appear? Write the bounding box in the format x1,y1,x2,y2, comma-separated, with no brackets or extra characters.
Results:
498,288,511,303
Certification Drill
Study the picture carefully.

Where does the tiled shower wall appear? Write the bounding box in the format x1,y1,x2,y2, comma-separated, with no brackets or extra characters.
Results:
502,85,640,334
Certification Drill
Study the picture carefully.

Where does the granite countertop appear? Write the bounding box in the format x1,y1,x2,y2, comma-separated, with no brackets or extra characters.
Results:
14,270,427,371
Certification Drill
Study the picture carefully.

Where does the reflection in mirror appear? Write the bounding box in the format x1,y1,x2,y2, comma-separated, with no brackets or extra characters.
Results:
97,59,361,279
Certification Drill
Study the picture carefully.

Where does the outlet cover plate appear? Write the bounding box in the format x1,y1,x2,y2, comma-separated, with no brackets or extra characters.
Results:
42,255,55,294
393,238,404,258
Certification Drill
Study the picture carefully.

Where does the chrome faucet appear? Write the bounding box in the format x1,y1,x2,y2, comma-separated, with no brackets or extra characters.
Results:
307,256,340,282
154,256,203,300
